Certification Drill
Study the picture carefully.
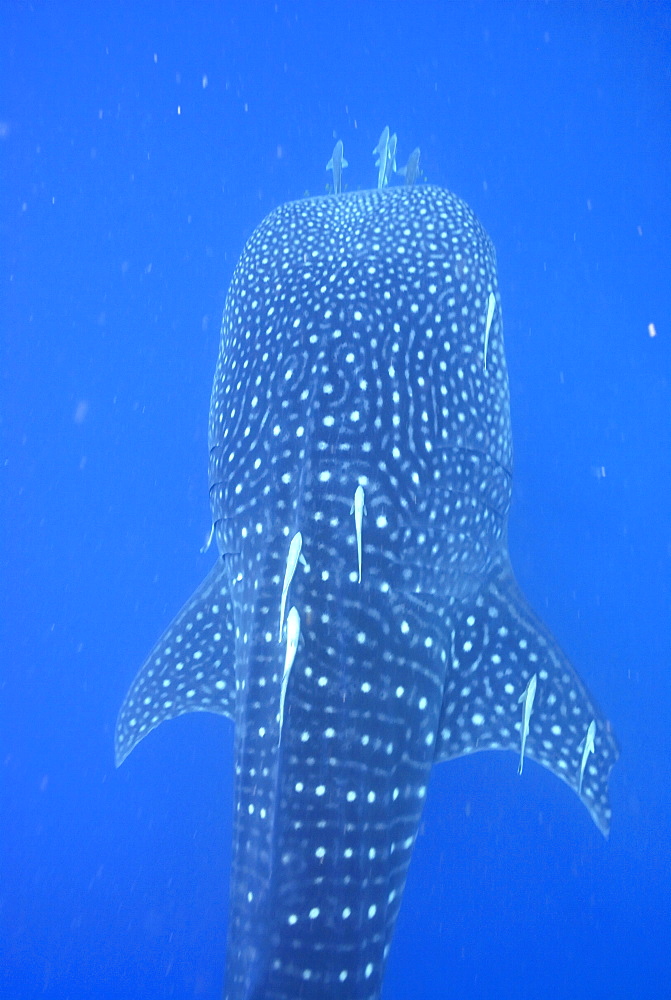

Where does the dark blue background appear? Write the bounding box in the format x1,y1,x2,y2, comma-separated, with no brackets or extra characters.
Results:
3,2,669,998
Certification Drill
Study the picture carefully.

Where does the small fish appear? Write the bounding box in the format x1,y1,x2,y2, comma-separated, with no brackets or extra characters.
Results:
517,673,537,775
398,146,421,187
373,126,390,189
200,523,215,554
383,132,398,187
326,139,348,194
579,719,596,794
483,292,496,372
351,485,366,583
278,531,302,640
279,606,300,738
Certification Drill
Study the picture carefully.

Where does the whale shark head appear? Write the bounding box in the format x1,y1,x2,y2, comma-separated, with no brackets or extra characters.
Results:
116,185,618,999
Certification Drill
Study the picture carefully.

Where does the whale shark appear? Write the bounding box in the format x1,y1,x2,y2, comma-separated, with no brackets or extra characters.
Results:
116,183,618,999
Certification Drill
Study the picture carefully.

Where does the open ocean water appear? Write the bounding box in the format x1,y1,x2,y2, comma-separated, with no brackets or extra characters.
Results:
2,3,670,998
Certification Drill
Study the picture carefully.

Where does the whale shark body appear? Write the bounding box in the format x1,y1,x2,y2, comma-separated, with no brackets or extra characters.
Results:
116,185,618,999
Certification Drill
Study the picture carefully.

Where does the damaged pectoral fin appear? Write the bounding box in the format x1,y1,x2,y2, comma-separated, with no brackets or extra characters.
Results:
115,558,236,767
433,558,619,837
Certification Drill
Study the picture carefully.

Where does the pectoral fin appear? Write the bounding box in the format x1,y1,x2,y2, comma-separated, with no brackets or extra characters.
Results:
434,557,618,836
115,559,235,766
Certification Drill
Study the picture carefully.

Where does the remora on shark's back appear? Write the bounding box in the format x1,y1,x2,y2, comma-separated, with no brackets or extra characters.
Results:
116,180,618,1000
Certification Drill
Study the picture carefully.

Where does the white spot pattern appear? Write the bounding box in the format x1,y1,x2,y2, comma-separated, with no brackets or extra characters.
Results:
116,183,618,998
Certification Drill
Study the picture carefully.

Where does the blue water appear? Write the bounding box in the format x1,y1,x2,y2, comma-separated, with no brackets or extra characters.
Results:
3,3,669,998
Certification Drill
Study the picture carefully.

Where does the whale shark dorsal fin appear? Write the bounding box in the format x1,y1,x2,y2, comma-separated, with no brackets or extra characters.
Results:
433,556,618,837
115,558,235,766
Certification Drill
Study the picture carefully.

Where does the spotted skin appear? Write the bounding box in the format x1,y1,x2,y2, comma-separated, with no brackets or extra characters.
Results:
116,186,618,999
